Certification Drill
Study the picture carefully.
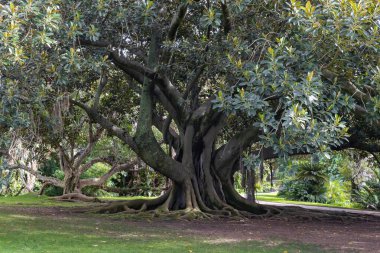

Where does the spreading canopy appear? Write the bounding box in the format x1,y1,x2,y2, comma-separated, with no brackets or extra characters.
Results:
0,0,380,215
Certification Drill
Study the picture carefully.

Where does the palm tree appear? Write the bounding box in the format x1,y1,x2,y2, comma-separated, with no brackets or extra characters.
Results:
296,162,328,201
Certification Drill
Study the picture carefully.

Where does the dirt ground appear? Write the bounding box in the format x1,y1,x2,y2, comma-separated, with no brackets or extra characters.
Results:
2,205,380,253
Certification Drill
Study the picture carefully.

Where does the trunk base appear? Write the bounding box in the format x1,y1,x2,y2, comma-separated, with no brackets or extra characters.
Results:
92,184,274,219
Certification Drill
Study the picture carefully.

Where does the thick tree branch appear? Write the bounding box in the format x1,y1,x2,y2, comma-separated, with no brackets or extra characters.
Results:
152,113,180,148
79,160,138,188
126,78,181,122
322,69,372,102
191,98,225,140
370,152,380,167
71,99,138,151
58,145,71,172
167,3,188,41
78,156,114,175
72,125,103,170
254,134,380,161
214,126,260,173
111,51,187,123
6,165,64,188
184,65,206,111
161,3,189,64
133,28,189,183
93,74,108,110
110,52,155,79
220,2,232,34
72,82,187,183
351,141,380,153
157,75,186,115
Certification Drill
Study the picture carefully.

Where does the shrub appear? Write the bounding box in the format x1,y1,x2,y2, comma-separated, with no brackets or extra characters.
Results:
295,162,328,184
278,179,327,202
81,163,110,179
43,185,63,196
36,158,64,196
278,162,328,203
81,186,113,197
39,158,60,177
355,168,380,210
325,180,351,207
255,181,274,193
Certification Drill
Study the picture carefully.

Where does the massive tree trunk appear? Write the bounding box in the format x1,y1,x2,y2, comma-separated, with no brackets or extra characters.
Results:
62,169,81,194
90,114,271,216
74,72,271,215
59,150,81,194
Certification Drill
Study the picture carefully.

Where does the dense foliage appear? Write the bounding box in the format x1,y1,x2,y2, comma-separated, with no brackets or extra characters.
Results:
0,0,379,215
356,168,380,210
278,161,328,202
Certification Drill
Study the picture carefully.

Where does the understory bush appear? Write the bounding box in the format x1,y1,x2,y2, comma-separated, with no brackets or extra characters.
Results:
278,179,327,202
43,185,63,197
81,186,113,197
325,180,351,207
278,162,328,203
255,182,274,193
38,158,63,196
80,163,110,179
355,169,380,210
41,169,64,196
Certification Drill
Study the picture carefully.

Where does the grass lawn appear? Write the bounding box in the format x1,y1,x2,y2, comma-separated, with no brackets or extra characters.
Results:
0,194,331,253
256,192,359,209
0,194,86,207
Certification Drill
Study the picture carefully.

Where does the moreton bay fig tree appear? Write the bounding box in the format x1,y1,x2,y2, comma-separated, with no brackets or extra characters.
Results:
1,0,380,216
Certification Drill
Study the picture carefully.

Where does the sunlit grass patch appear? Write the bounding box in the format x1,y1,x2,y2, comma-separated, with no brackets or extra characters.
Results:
256,192,360,209
0,193,88,207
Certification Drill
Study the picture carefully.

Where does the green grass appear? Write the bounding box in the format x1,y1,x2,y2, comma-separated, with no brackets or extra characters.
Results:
0,195,332,253
0,193,86,207
256,192,359,209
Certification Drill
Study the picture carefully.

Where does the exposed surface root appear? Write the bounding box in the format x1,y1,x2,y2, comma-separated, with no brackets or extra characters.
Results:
91,197,266,220
103,208,216,221
53,193,102,203
93,191,170,214
72,185,379,222
89,192,242,220
91,198,380,223
149,208,214,221
265,205,379,222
